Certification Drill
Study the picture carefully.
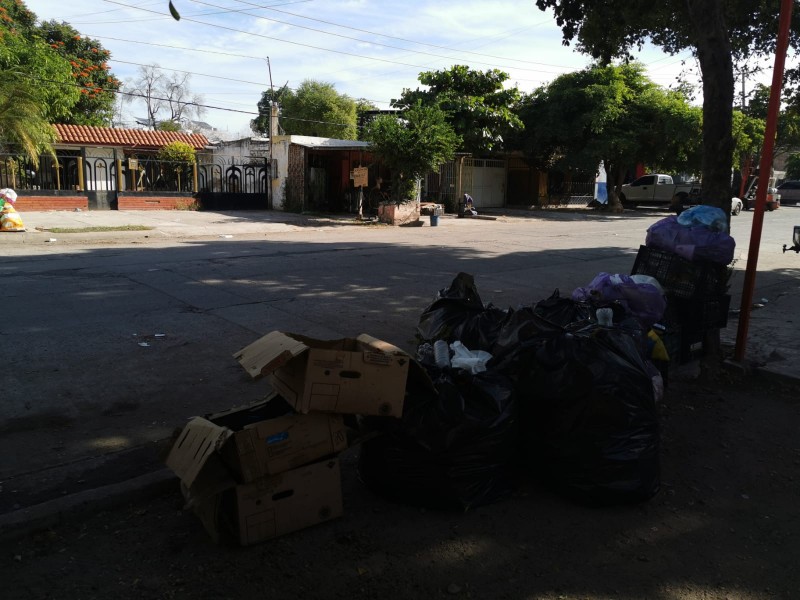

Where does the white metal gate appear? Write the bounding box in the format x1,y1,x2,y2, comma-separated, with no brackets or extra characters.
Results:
464,158,506,208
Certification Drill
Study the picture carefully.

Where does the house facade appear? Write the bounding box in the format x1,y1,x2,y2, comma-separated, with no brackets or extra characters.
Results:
6,125,210,211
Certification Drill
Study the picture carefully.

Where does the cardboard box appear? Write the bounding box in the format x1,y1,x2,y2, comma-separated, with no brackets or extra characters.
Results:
228,457,343,546
167,394,347,483
178,458,342,546
233,331,410,417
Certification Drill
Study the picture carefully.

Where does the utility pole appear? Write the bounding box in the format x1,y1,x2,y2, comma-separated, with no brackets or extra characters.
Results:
266,57,275,209
741,65,747,109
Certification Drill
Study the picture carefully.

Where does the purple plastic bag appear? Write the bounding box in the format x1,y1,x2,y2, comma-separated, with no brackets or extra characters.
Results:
646,216,735,264
571,273,666,328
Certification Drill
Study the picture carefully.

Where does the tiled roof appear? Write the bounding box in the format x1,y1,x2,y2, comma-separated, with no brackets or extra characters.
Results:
53,124,210,150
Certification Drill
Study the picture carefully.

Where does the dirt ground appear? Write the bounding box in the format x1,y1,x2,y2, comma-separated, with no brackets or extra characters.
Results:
3,366,799,600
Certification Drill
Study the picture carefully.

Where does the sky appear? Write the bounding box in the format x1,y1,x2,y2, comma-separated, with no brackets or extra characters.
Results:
24,0,784,138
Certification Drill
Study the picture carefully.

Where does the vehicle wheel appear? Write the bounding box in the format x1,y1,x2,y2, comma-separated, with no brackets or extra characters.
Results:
732,203,741,216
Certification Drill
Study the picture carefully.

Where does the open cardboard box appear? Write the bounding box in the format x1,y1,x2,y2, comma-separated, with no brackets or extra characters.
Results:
166,394,347,484
233,331,411,417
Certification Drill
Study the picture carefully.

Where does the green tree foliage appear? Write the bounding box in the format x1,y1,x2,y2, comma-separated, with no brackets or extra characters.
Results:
514,63,701,210
156,140,196,163
364,101,460,203
0,4,79,123
251,86,286,134
785,153,800,179
253,80,357,139
157,120,181,132
534,0,796,212
393,65,522,155
0,76,56,164
745,83,800,165
37,21,121,126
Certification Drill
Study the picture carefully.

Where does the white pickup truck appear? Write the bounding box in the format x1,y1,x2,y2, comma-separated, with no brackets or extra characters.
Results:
619,174,701,207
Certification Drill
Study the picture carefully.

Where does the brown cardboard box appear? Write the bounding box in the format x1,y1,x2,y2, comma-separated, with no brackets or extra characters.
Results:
176,458,342,546
209,396,347,481
228,457,343,546
233,331,410,417
167,394,347,484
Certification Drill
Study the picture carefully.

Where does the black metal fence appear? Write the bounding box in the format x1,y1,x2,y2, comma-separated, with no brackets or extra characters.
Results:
197,156,269,194
1,152,271,197
0,153,81,192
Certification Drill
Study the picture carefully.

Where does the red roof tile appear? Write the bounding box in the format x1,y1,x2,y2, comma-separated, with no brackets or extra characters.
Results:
53,124,209,150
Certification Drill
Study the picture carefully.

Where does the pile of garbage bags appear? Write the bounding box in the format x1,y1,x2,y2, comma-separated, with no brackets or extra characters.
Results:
358,272,662,511
0,188,25,232
358,207,736,511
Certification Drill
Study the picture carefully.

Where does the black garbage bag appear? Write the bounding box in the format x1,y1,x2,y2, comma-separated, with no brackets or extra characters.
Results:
416,272,511,352
532,289,594,328
501,324,660,505
358,364,518,511
490,303,575,362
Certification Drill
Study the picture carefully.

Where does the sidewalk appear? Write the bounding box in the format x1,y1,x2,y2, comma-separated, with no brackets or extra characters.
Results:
2,207,798,542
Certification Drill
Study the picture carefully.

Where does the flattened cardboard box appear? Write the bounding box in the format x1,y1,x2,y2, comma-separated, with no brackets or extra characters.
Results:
234,331,410,417
228,457,343,546
166,394,347,484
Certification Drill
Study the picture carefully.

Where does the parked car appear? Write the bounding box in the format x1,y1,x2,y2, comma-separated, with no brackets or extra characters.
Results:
619,174,701,208
731,197,743,215
777,180,800,205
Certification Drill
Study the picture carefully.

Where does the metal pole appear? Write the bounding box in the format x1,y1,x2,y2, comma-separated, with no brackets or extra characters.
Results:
734,0,794,362
266,57,275,209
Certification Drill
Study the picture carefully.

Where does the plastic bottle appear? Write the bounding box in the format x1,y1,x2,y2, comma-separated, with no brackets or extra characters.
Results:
433,340,451,368
596,307,614,327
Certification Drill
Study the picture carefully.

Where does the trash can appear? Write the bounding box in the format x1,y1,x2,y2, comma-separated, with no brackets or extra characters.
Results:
429,205,443,226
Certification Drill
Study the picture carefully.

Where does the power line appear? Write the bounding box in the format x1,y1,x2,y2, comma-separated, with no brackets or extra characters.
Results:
201,0,573,71
102,0,572,77
15,71,356,129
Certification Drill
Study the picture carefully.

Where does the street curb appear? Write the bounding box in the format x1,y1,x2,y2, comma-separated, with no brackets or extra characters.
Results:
0,469,176,542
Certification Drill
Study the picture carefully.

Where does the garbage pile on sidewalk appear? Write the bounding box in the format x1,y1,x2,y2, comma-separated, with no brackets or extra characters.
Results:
164,206,736,545
0,188,25,232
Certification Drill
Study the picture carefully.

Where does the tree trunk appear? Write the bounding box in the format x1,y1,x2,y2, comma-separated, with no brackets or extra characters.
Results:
687,0,735,370
688,0,735,218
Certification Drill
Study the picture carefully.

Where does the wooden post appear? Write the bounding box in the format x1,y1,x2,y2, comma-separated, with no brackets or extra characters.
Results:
192,162,199,193
77,157,85,191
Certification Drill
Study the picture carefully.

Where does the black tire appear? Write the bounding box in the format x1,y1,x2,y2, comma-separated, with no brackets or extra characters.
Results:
620,194,636,209
732,203,741,216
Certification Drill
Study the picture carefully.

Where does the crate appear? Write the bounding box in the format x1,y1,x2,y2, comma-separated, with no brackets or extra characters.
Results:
669,294,731,330
631,245,728,300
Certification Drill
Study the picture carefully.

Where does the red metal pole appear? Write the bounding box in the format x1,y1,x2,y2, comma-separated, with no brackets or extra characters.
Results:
734,0,794,362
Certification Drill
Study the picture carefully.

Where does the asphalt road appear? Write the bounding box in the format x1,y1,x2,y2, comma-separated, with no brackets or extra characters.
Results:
2,205,798,514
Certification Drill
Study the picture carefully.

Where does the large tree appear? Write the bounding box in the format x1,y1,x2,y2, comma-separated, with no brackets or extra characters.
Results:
393,65,522,155
253,80,357,139
0,1,80,124
36,21,121,126
514,63,702,209
125,64,203,129
534,0,795,215
363,101,461,203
